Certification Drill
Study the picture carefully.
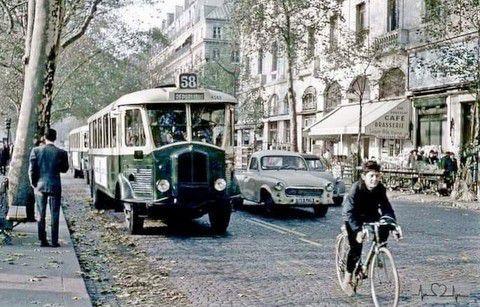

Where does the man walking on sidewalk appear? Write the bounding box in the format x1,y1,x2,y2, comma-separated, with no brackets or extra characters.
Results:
29,129,69,247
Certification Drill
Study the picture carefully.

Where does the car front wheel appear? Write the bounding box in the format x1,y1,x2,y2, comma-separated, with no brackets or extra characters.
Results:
313,205,328,217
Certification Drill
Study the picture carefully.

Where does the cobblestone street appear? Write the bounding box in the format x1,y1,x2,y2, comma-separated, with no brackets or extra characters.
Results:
63,175,480,306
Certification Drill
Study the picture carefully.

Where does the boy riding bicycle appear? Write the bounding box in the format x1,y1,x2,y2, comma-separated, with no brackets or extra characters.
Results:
341,160,396,295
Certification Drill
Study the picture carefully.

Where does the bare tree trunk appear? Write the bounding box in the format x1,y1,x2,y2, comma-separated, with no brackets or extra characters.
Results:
286,60,298,152
8,0,63,213
356,98,363,167
38,0,63,137
8,0,51,212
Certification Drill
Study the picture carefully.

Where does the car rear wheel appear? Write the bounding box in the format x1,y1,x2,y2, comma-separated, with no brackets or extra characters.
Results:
313,205,328,217
209,201,232,234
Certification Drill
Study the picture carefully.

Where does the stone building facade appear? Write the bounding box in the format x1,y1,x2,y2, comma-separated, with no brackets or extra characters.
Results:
149,0,232,85
236,0,478,161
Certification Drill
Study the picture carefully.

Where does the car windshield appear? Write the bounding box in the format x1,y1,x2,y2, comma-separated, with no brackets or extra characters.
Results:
261,156,307,170
191,104,225,147
147,105,187,147
305,159,325,171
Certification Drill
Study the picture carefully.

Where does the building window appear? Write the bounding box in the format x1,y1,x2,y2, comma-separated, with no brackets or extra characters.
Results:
356,2,367,44
329,15,338,50
325,82,342,112
387,0,399,32
302,86,317,111
271,42,278,72
258,50,263,74
269,122,278,144
213,26,221,39
379,68,405,99
212,49,220,60
348,76,370,103
418,106,447,147
269,94,279,116
284,121,290,143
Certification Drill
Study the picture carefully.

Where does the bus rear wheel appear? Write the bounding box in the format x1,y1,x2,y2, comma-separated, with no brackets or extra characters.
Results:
209,201,231,234
92,187,105,210
124,203,144,235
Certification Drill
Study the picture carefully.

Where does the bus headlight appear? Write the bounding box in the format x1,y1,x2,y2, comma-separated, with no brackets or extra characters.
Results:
214,178,227,191
274,182,285,191
325,183,334,192
156,179,170,192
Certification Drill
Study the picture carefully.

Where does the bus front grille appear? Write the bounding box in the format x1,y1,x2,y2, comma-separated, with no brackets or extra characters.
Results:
127,167,153,199
178,151,208,184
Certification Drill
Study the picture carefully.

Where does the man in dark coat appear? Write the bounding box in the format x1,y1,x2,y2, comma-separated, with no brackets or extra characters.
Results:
28,129,69,247
0,142,10,175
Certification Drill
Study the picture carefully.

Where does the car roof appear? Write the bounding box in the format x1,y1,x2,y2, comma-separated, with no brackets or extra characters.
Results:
251,150,303,159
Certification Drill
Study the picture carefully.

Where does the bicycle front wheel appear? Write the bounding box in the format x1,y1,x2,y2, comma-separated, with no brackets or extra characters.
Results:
370,247,400,307
335,233,349,289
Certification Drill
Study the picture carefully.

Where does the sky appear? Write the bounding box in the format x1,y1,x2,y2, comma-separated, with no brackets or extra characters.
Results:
118,0,185,31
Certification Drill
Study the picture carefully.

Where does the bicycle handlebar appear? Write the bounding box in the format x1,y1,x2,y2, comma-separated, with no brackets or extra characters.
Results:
361,221,404,241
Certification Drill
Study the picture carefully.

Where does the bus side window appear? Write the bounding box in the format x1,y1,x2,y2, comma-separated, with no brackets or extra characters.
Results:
125,109,146,147
111,117,116,147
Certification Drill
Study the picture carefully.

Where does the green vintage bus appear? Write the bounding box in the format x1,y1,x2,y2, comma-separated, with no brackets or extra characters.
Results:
87,74,237,234
68,125,89,180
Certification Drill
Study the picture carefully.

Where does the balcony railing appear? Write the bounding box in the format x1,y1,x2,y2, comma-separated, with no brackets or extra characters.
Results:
373,29,409,53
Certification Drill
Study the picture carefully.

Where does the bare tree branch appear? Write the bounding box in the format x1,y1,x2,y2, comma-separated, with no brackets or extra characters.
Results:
61,0,103,49
0,0,15,33
53,49,102,100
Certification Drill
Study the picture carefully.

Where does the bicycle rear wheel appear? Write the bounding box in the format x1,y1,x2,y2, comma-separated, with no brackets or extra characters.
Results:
370,247,399,307
335,233,350,290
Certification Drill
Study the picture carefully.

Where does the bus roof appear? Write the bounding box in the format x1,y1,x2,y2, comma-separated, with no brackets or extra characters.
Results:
68,125,88,135
88,87,236,122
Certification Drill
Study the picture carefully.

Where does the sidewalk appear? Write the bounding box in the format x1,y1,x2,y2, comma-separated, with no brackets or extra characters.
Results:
388,190,480,211
0,208,91,306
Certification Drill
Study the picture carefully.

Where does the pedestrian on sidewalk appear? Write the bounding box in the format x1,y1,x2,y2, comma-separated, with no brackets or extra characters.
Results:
28,129,69,247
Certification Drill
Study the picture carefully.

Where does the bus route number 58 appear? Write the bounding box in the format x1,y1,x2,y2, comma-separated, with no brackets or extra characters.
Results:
179,73,198,89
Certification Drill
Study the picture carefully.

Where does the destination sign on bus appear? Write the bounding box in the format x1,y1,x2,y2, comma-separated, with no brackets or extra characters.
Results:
174,93,205,100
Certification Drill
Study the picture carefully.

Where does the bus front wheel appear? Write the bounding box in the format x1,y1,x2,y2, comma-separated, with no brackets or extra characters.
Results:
124,203,144,235
208,201,232,234
92,187,105,210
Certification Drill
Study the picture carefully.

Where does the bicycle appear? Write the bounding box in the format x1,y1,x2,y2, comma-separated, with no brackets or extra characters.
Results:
335,218,403,306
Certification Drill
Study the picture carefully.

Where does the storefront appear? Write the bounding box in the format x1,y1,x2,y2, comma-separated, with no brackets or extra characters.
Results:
305,99,412,159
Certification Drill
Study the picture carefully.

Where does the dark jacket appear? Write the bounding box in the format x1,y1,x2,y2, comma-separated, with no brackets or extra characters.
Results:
342,180,396,233
29,143,69,195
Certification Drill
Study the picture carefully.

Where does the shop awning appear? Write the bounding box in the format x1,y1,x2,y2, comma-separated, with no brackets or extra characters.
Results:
306,99,410,139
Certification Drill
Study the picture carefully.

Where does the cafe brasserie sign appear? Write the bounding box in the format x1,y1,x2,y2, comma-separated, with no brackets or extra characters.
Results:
365,100,410,139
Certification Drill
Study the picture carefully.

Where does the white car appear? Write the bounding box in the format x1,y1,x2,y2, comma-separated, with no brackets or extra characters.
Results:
235,150,334,217
301,154,346,206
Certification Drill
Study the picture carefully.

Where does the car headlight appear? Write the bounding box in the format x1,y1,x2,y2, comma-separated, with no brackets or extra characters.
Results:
274,182,285,191
325,183,334,192
214,178,227,191
156,179,170,192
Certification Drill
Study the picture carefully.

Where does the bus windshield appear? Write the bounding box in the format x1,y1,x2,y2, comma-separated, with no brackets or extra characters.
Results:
191,104,225,147
147,105,187,147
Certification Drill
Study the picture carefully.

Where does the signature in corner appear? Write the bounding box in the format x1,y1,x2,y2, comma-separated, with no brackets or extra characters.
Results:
418,283,469,302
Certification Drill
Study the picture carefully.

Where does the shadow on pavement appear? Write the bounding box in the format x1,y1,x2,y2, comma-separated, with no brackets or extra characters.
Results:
235,204,322,221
